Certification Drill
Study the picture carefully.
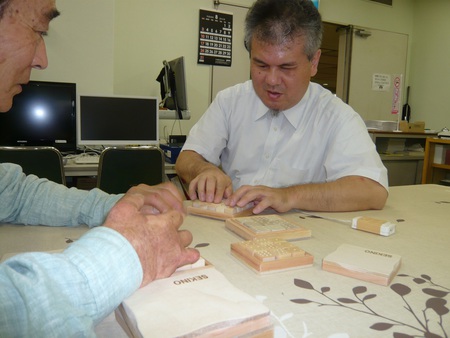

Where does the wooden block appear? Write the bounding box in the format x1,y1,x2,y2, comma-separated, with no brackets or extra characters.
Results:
226,214,311,240
322,244,401,286
231,238,314,274
186,200,254,220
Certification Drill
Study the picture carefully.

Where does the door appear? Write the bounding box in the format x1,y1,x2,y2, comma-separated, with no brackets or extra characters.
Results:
348,27,408,121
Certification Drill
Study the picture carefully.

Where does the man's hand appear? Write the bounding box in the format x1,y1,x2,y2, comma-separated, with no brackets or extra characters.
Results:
227,177,388,213
176,150,233,203
126,182,186,215
103,182,200,286
227,185,292,214
188,168,233,203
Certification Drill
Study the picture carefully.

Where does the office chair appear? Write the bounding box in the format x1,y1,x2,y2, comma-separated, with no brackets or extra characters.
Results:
97,146,166,194
0,146,66,185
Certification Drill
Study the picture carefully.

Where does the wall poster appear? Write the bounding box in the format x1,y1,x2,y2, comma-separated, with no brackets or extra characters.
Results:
198,9,233,67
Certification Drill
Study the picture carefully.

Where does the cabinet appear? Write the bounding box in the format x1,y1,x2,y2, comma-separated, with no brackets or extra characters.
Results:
368,131,437,186
422,138,450,184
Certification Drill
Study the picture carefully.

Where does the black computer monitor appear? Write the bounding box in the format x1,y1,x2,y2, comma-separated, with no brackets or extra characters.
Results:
0,81,77,153
157,56,189,119
77,95,159,147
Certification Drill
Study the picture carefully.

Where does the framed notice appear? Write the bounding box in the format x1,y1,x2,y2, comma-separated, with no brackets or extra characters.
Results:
198,9,233,67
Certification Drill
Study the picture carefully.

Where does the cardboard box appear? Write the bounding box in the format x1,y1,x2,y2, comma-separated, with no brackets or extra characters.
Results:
409,121,425,132
159,143,182,164
399,120,425,133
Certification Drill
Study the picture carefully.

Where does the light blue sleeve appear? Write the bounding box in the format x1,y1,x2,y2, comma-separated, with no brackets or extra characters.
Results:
0,226,143,337
0,163,122,227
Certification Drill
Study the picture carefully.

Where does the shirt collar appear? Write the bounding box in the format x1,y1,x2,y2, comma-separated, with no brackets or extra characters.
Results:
254,101,271,121
283,83,311,128
254,83,312,127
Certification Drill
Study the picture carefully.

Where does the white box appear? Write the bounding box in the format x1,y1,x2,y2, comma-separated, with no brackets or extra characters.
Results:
434,144,446,164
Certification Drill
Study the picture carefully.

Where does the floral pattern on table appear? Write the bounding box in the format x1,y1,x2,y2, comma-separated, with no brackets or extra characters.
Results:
290,273,449,337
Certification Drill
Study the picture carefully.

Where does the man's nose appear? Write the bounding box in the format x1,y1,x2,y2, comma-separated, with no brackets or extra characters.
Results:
32,38,48,70
266,67,281,86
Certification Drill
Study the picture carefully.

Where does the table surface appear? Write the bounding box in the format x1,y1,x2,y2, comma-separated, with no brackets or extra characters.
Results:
1,184,449,337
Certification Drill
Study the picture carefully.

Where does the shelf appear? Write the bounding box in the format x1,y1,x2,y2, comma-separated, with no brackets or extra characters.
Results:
368,131,435,186
422,138,450,184
431,163,450,170
379,154,424,161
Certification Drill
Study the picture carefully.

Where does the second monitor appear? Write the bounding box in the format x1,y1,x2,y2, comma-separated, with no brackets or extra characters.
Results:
77,95,159,148
157,56,190,120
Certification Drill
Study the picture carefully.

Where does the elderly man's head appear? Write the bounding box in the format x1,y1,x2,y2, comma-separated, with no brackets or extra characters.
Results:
0,0,59,112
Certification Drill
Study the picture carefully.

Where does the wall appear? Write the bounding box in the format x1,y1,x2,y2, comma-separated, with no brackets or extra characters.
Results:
409,0,450,131
113,0,417,136
321,0,449,131
113,0,213,140
31,0,449,138
30,0,115,95
320,0,414,34
113,0,255,140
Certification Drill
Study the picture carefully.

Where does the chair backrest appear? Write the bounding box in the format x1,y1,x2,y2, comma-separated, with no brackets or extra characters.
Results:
0,146,66,185
97,146,165,194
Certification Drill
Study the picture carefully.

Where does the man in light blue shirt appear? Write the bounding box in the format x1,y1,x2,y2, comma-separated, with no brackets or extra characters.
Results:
0,0,200,336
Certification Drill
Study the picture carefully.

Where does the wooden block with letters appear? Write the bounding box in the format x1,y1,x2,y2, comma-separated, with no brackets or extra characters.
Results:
231,237,314,274
186,200,255,220
226,214,312,240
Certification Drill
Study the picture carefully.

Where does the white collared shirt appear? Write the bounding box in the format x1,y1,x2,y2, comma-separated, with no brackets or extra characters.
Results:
182,81,388,191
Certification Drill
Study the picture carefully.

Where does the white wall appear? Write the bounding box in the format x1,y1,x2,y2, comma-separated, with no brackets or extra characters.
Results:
113,0,213,140
319,0,414,34
30,0,115,96
409,0,450,131
32,0,449,137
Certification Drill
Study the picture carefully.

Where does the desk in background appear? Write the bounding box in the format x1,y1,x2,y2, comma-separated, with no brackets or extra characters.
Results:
64,159,176,177
368,130,437,186
63,159,176,189
1,184,449,337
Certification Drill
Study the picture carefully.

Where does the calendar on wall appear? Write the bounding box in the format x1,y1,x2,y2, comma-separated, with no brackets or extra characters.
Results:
198,9,233,67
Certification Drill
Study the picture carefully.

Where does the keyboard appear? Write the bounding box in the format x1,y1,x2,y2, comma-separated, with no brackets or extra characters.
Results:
231,237,313,273
225,214,312,240
74,155,100,164
187,201,254,220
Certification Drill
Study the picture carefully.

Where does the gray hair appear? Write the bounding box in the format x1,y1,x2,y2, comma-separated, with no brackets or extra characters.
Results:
0,0,12,20
244,0,323,61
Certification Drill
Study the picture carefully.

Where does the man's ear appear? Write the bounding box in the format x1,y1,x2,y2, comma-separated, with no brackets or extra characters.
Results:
310,49,321,77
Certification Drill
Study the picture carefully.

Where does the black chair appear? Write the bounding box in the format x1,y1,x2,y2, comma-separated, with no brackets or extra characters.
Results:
97,146,165,194
0,146,66,185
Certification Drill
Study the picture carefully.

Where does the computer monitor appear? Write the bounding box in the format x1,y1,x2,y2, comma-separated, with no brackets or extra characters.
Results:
156,56,189,119
0,81,77,153
77,95,159,147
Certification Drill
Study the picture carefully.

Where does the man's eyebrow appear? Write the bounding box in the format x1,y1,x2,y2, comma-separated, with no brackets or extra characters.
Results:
46,8,60,21
252,56,297,67
251,56,267,64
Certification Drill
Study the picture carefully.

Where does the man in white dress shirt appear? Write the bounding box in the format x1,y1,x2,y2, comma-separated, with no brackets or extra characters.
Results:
176,0,388,213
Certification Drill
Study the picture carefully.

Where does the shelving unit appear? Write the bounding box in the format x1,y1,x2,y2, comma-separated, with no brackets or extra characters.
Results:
368,131,437,186
422,137,450,184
